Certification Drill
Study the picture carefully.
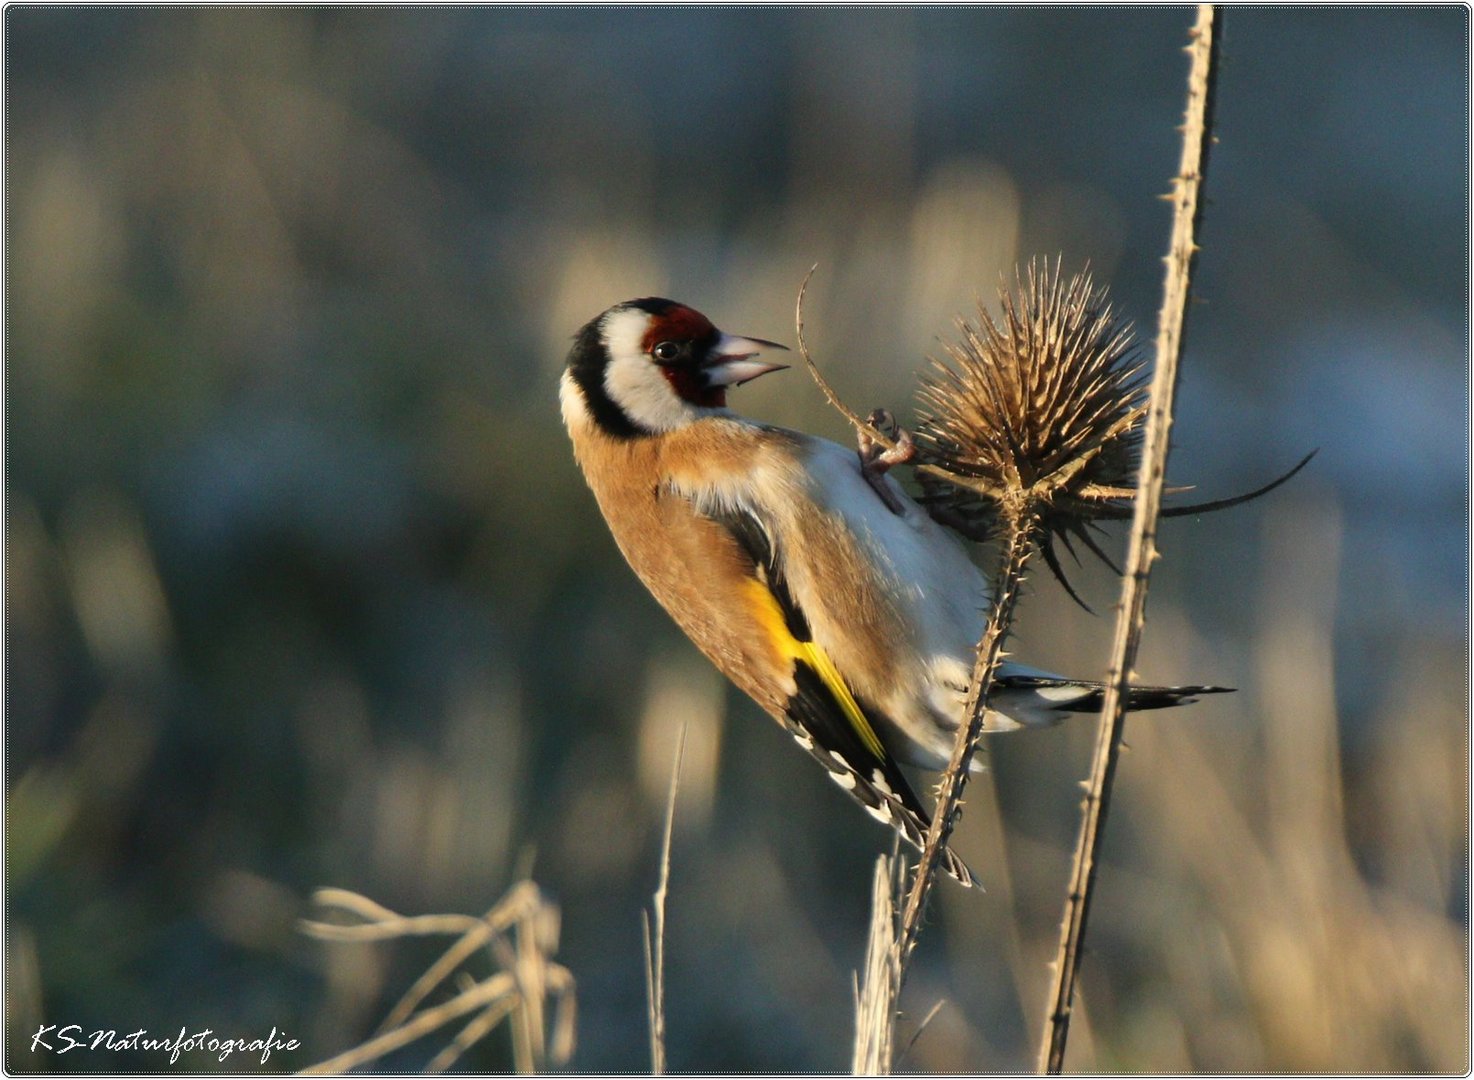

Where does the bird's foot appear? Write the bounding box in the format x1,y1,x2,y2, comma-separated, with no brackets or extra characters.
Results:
858,409,914,515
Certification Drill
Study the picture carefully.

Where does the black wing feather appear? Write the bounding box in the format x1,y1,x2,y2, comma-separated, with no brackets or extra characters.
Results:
705,501,978,887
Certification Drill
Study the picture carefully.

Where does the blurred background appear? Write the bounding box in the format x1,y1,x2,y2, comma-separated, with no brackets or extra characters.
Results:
6,7,1467,1073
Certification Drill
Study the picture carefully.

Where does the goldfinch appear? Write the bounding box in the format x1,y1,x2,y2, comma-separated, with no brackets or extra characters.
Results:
560,298,1227,886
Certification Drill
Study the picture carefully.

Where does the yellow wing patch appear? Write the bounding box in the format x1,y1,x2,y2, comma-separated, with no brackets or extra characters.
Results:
740,577,887,761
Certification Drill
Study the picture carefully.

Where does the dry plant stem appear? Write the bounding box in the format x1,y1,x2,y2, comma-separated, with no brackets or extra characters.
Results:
852,853,899,1074
302,883,534,1036
897,506,1036,966
643,723,686,1075
862,508,1036,1068
512,906,546,1072
299,972,517,1075
1037,6,1220,1073
425,997,520,1074
300,965,577,1076
300,883,575,1075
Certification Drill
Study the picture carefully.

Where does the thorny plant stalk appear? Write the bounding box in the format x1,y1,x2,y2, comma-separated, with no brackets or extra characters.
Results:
300,882,576,1074
1038,6,1221,1073
851,510,1037,1074
642,723,687,1075
800,258,1147,1072
896,503,1036,963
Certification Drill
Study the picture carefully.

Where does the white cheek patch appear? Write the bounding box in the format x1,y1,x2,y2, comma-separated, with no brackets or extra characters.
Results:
601,308,706,433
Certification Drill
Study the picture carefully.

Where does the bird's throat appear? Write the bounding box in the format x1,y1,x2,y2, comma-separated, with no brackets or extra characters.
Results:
660,366,725,409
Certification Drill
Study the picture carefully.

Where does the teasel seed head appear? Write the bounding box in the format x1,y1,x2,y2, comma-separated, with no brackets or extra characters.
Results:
914,259,1150,603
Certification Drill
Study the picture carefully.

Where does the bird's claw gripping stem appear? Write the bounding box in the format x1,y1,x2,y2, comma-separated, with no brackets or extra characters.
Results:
858,409,915,515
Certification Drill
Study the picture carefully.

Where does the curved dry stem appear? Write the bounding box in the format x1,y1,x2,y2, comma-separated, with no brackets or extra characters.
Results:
307,887,403,924
794,266,1006,501
301,910,486,943
794,266,892,446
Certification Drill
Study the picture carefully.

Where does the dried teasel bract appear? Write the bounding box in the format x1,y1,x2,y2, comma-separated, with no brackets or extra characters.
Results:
914,259,1150,603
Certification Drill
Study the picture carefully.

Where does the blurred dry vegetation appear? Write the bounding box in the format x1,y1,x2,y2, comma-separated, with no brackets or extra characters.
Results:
6,7,1467,1073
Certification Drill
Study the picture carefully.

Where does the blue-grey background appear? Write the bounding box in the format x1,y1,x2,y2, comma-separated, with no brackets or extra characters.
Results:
6,7,1467,1072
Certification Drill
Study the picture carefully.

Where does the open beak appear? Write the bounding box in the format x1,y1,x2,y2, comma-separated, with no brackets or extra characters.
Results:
702,333,791,387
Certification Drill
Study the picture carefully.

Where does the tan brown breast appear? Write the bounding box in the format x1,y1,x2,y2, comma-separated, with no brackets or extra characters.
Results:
565,412,801,718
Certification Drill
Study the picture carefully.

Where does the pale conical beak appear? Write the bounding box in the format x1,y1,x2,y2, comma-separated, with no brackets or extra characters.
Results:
702,333,791,387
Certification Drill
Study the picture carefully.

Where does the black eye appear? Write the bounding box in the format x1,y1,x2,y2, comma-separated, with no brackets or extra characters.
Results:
652,341,681,362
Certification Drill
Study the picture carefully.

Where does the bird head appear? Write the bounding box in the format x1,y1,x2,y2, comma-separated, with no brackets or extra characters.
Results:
565,298,789,437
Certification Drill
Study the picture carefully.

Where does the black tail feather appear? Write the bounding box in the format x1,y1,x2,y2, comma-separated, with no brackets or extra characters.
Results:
1058,683,1234,713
